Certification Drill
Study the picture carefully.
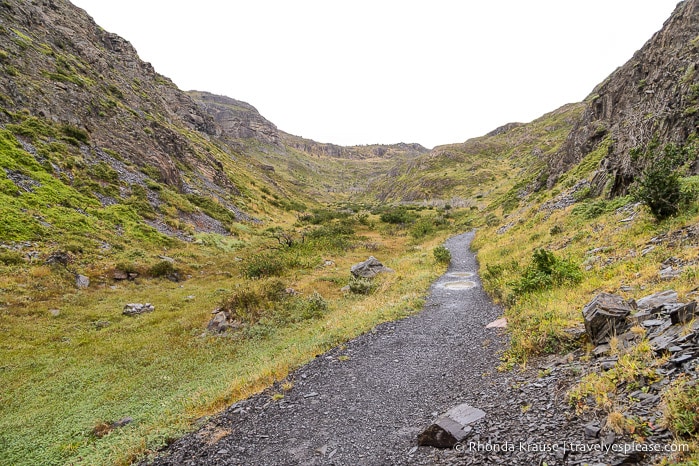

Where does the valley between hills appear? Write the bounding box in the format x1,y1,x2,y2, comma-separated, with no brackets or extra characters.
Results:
1,0,699,465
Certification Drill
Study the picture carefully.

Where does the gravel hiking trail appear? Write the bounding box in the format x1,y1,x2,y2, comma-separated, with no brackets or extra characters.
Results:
146,233,679,466
147,231,513,465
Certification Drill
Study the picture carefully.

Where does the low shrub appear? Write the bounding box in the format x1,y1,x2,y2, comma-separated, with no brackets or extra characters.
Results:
243,253,285,279
0,250,24,265
410,218,436,239
147,260,182,281
511,249,582,296
433,245,451,264
348,275,374,295
631,142,693,221
379,207,416,225
221,279,286,324
663,377,699,438
550,224,564,235
299,208,350,225
289,291,329,320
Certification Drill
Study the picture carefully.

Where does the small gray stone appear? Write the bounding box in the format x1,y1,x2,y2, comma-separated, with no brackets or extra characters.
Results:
584,422,601,439
207,310,232,333
417,403,484,448
122,303,155,316
670,354,693,365
76,274,90,289
659,267,682,280
111,417,133,428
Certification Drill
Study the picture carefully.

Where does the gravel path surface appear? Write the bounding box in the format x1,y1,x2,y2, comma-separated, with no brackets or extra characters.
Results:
145,232,666,466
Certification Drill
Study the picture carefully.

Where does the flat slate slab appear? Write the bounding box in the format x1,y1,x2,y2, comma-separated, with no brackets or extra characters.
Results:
417,403,486,448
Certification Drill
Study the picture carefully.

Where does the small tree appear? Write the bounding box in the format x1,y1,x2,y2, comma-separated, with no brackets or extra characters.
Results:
631,142,691,221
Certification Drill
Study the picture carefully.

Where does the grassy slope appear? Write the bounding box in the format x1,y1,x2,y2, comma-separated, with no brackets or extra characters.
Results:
371,103,585,205
463,129,699,462
0,160,465,465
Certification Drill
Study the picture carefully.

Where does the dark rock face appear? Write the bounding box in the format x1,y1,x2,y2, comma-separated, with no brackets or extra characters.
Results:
549,0,699,195
188,91,281,146
0,0,236,192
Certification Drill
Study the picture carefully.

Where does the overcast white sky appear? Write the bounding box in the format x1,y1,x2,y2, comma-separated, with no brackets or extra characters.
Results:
71,0,679,149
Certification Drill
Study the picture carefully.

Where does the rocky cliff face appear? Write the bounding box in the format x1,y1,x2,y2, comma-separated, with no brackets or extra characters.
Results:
0,0,233,190
550,0,699,196
188,91,280,146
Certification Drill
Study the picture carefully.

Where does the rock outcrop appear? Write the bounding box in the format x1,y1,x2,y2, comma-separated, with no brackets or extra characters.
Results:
549,0,699,195
122,303,155,316
0,0,223,190
350,256,394,278
188,91,281,146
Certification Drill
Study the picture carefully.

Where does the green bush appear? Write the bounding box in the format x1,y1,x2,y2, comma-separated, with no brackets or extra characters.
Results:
433,245,451,264
221,279,286,324
348,275,374,294
290,291,329,320
60,124,89,144
410,218,436,239
299,208,350,225
0,250,24,265
571,200,607,219
379,207,416,225
511,249,582,296
663,378,699,438
631,142,693,221
147,260,181,280
88,162,119,183
243,253,285,279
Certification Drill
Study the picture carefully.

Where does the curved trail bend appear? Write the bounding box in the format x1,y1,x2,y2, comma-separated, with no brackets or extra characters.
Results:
150,232,507,465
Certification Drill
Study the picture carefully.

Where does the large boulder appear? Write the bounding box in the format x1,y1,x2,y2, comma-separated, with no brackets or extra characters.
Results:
350,256,394,279
582,293,635,345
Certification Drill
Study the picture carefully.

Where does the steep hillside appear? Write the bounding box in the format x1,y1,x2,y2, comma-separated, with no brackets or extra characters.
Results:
377,0,699,208
549,0,699,196
0,0,327,252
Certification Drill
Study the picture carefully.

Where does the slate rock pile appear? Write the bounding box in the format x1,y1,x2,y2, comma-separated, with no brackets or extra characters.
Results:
583,290,699,371
419,289,699,465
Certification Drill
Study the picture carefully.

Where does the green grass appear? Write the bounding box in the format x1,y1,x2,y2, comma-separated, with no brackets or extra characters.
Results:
0,195,454,465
